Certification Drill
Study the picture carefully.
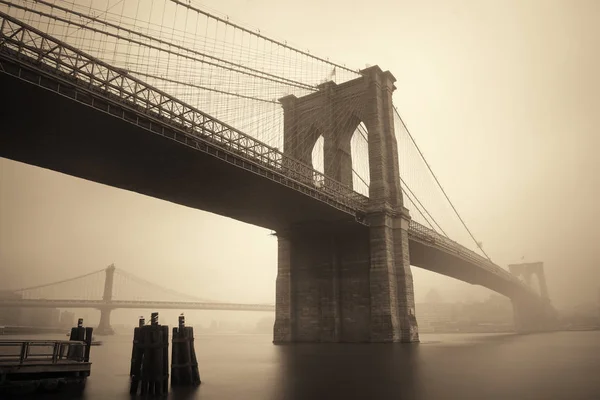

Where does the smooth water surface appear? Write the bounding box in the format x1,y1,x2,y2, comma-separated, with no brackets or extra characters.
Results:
6,331,600,400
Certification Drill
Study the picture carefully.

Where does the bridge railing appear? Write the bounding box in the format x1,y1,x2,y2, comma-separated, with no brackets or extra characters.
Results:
0,12,367,213
408,221,533,292
0,340,89,364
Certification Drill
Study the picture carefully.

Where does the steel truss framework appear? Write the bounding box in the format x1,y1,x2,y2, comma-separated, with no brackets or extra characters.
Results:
409,221,537,296
0,12,367,216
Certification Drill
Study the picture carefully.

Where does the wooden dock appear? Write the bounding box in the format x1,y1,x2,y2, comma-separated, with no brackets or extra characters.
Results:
0,339,92,394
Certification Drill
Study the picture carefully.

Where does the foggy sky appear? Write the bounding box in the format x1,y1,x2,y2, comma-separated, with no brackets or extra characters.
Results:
1,0,599,312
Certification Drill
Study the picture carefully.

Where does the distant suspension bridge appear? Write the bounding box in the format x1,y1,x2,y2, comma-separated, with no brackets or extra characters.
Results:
0,264,274,335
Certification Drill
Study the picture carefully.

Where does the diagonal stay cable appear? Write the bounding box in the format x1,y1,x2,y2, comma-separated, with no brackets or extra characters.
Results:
394,106,491,260
400,176,448,236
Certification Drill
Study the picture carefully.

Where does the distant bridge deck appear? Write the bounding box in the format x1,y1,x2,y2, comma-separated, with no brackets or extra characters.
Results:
0,299,275,312
407,221,536,298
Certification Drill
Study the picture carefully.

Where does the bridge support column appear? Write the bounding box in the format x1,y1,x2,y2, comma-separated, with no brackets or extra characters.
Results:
508,262,550,300
273,234,293,342
96,264,116,335
274,224,371,343
363,64,419,343
509,263,557,333
393,215,419,342
96,307,115,336
367,211,419,342
275,65,419,343
512,298,557,333
273,217,418,343
367,211,401,341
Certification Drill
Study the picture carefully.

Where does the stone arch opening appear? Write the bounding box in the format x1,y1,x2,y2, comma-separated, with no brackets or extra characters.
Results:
311,134,325,187
349,121,370,197
530,273,543,294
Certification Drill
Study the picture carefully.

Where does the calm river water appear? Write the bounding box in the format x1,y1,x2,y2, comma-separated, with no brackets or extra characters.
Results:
7,331,600,400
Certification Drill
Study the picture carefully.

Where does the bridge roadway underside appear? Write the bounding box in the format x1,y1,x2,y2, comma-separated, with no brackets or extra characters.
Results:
410,240,520,299
0,73,356,232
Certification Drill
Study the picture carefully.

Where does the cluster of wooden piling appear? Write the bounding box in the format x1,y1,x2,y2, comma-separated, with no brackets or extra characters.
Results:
68,318,93,362
129,313,200,397
171,315,201,386
129,313,169,396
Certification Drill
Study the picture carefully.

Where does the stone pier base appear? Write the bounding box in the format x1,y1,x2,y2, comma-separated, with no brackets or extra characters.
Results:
512,298,558,333
273,218,419,343
96,308,115,336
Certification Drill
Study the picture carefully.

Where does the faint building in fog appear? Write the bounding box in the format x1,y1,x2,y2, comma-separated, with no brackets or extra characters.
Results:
460,295,513,326
59,310,75,328
416,294,514,333
417,302,458,332
20,308,60,327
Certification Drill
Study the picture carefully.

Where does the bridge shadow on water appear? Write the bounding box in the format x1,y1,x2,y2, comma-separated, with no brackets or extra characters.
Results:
271,343,424,400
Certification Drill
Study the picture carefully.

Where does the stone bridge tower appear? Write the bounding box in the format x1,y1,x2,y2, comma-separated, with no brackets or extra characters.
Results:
508,262,556,332
508,262,549,300
273,66,419,343
97,264,115,335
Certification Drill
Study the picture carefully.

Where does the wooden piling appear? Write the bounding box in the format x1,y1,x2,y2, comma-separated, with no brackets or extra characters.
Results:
161,325,169,394
84,327,93,362
171,327,180,385
68,318,86,361
129,318,145,395
129,313,169,396
188,327,201,385
171,314,201,387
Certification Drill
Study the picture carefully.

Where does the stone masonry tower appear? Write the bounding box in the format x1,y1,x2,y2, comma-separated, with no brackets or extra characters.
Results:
97,263,115,335
273,66,419,343
508,262,549,300
508,262,556,332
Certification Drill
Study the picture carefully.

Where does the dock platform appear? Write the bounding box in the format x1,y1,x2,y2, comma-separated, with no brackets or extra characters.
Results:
0,339,91,394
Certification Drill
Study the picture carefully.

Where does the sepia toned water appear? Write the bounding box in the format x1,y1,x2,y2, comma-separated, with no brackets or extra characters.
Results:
6,331,600,400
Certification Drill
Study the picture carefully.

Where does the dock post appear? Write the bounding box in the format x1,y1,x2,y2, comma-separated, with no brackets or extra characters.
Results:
129,313,169,396
171,314,201,387
83,327,93,362
188,326,201,385
129,317,144,394
68,318,86,361
171,325,180,386
161,324,169,394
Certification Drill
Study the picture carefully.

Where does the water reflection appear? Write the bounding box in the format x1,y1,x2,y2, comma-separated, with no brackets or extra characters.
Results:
272,343,424,400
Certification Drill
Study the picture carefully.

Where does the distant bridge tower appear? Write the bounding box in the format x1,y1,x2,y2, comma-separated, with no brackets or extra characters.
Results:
508,262,549,300
508,262,555,332
274,66,419,343
96,264,116,335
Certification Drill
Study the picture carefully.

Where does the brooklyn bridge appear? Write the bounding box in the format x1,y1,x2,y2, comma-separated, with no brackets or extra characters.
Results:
0,1,557,342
